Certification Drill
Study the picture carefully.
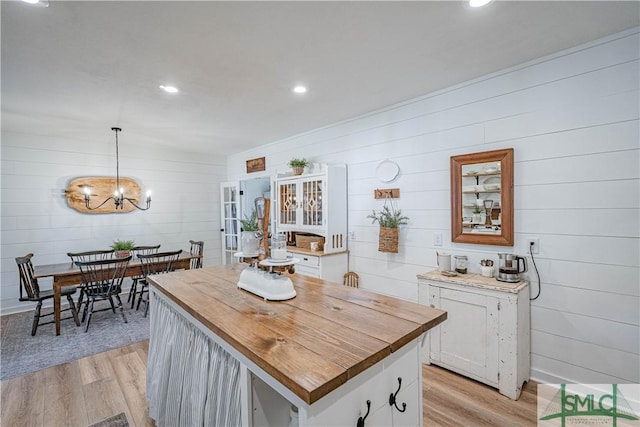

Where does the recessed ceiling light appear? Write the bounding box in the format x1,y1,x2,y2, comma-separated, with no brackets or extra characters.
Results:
469,0,492,7
293,86,307,94
159,85,179,94
22,0,49,7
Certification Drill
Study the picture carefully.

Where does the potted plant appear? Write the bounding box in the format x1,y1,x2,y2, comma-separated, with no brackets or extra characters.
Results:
288,158,309,175
367,205,409,253
472,206,482,224
239,210,262,254
111,239,135,258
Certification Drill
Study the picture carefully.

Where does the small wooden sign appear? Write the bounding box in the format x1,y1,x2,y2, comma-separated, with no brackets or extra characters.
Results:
65,176,142,214
246,157,266,173
374,188,400,199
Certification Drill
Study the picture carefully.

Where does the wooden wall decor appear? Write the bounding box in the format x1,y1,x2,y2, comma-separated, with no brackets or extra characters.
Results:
374,188,400,199
246,157,266,173
65,177,142,214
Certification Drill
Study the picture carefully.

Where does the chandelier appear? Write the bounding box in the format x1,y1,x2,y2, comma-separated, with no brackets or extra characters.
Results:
83,127,151,211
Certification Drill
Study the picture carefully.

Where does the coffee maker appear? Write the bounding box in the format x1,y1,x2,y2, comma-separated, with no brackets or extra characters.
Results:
496,253,527,283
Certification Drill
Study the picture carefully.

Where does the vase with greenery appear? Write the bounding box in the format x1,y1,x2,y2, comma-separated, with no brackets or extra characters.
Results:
288,158,309,175
367,205,409,253
111,239,135,258
239,210,262,254
472,206,482,224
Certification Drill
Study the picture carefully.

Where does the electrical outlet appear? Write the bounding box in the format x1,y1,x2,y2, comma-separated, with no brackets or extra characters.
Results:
348,231,355,240
528,238,539,254
434,232,443,247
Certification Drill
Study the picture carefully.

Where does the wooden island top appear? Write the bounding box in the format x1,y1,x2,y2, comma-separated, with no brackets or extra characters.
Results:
148,264,446,405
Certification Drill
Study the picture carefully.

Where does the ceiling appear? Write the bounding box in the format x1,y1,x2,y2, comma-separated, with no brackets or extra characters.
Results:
2,1,638,156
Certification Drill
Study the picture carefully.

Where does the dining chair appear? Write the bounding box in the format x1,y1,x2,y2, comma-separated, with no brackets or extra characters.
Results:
74,256,131,332
128,244,161,308
16,253,81,336
189,240,204,269
67,249,115,316
137,250,183,317
343,271,360,288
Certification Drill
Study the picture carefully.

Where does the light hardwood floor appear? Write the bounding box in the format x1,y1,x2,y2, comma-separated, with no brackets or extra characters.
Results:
1,341,538,426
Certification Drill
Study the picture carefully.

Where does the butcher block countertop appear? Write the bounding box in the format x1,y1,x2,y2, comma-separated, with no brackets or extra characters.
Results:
148,264,447,405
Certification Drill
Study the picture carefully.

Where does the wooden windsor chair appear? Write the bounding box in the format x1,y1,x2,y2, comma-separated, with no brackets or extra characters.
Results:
189,240,204,269
74,256,132,332
67,249,115,315
128,245,161,308
343,271,360,288
16,253,81,335
137,250,183,317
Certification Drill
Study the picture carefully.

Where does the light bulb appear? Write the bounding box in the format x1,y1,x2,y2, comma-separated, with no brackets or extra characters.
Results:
469,0,491,7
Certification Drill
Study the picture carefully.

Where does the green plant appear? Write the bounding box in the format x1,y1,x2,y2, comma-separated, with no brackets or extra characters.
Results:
472,206,483,214
240,210,259,231
110,240,135,251
367,205,409,228
288,158,309,168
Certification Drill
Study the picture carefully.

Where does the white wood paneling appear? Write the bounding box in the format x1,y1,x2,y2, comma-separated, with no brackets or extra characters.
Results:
227,29,640,384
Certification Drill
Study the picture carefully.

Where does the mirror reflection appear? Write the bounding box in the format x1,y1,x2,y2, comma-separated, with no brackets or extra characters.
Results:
461,161,502,235
451,148,513,246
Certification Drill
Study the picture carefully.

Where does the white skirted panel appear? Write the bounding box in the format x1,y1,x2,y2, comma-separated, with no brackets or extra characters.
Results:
147,294,242,427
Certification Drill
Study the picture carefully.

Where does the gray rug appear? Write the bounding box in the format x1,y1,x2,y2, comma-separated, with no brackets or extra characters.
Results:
88,412,129,427
0,300,150,381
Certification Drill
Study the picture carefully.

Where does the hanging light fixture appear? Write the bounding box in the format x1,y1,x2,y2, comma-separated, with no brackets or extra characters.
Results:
83,127,151,211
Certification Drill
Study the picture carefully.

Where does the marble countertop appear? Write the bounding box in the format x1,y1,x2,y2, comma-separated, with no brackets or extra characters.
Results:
417,270,528,293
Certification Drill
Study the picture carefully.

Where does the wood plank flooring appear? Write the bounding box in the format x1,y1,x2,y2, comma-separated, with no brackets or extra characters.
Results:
1,341,538,426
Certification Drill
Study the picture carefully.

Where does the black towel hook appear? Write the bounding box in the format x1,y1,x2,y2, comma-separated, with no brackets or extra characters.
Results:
389,377,407,413
357,400,371,427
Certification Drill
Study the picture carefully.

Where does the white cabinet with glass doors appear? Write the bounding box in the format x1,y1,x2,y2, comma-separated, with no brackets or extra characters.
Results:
275,164,347,254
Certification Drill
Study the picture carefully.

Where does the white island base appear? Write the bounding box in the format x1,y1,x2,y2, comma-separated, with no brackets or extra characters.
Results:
146,265,446,427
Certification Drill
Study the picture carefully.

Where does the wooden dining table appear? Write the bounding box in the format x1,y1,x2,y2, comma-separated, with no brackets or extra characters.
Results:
33,251,201,335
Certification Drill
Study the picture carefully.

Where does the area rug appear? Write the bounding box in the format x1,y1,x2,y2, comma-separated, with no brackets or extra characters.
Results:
0,302,150,381
88,412,129,427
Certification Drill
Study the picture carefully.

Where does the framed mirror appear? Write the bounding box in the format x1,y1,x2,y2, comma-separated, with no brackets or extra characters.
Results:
450,148,514,246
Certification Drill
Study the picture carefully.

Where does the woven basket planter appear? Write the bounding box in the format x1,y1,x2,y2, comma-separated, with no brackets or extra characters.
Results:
378,226,399,253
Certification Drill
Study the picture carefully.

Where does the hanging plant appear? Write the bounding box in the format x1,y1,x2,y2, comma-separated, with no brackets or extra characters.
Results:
367,204,409,253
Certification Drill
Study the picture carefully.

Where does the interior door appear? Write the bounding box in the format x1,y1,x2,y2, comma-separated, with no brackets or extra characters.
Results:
220,181,239,264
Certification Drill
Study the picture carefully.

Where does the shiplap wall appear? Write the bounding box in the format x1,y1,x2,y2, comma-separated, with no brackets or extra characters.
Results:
1,131,225,314
227,29,640,385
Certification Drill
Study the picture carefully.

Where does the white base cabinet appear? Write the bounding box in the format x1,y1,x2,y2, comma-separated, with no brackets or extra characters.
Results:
417,271,530,400
287,248,348,284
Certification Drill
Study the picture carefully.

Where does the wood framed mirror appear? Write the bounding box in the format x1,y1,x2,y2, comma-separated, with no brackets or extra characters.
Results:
451,148,514,246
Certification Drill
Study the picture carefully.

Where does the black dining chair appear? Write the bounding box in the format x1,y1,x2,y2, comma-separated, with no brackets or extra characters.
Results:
74,256,131,332
67,249,115,316
189,240,204,269
16,253,81,336
128,244,161,308
137,250,183,317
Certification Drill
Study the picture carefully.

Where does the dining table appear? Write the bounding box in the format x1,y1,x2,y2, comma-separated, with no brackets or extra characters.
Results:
33,251,202,335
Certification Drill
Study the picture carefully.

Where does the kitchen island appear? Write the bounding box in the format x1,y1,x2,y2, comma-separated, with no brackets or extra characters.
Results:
147,264,446,426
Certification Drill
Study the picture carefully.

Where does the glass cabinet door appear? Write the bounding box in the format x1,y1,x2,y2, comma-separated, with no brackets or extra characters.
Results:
278,182,297,225
301,178,323,227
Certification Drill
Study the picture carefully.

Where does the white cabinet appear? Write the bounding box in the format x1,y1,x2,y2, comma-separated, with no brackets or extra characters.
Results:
251,337,424,427
417,271,530,400
287,249,348,284
275,164,347,254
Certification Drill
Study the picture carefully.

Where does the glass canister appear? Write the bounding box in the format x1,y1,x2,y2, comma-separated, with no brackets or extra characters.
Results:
454,255,468,274
271,233,287,260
